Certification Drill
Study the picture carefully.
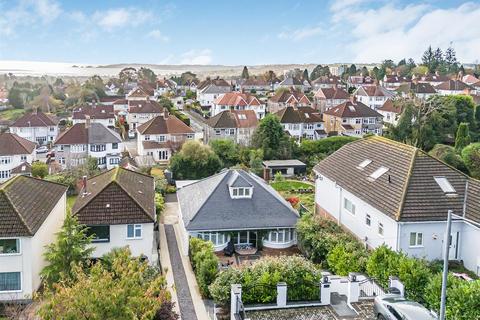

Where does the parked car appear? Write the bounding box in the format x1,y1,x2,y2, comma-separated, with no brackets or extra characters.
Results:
36,146,49,154
374,294,438,320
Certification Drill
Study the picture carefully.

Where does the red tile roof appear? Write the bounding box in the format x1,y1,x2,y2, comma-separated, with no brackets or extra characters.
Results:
137,115,194,135
214,92,261,106
270,89,310,104
324,100,382,118
378,99,402,114
206,110,258,128
128,100,164,114
314,87,349,100
12,111,57,127
0,133,36,156
72,104,115,120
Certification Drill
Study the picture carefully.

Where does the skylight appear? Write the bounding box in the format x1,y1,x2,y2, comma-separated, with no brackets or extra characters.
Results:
305,113,310,118
368,166,389,181
348,106,356,112
434,176,456,195
238,114,247,120
357,159,372,169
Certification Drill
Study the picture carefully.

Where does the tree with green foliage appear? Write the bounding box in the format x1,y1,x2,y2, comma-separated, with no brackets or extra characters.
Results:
248,148,263,175
8,87,24,108
241,66,249,79
38,248,177,320
428,144,469,173
455,122,471,151
252,114,294,160
189,238,219,297
424,273,480,320
86,156,100,176
41,213,94,287
209,139,239,168
137,67,157,84
422,46,436,73
298,136,358,169
302,68,309,81
32,161,49,178
170,140,222,180
461,143,480,178
327,242,368,276
310,65,330,81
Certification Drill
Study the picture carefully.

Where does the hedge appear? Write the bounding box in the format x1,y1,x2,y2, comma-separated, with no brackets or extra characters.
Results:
189,237,219,298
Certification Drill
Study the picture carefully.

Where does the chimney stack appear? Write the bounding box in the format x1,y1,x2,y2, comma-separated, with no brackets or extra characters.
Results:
85,115,91,128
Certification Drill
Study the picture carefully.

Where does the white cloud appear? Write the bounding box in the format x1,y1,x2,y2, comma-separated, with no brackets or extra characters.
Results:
147,29,169,42
34,0,62,23
180,49,212,65
330,0,368,13
94,8,152,31
332,2,480,63
278,25,323,41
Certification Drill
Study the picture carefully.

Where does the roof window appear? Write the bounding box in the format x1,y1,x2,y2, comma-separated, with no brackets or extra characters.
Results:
357,159,372,169
368,166,389,181
434,176,457,196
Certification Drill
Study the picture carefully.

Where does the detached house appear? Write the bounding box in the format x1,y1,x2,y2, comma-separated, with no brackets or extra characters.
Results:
435,80,473,96
197,78,232,107
311,75,343,90
54,121,122,170
377,99,402,126
347,75,374,89
205,110,258,146
212,92,266,119
314,87,350,112
72,168,157,263
0,176,67,301
240,78,271,94
136,114,195,162
381,74,411,90
314,136,480,274
267,88,311,113
0,133,36,182
126,87,151,102
177,169,299,255
72,103,115,128
155,78,177,97
419,72,450,87
127,100,165,133
10,111,58,146
274,106,326,140
396,82,437,100
354,85,395,110
323,99,383,137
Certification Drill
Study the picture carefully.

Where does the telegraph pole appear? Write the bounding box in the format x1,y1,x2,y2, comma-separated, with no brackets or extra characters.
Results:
439,209,452,320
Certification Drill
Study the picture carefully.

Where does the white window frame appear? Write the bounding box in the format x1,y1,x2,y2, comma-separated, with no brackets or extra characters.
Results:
409,232,423,247
126,224,142,239
0,271,22,293
365,214,371,227
344,198,355,215
378,222,384,237
0,238,21,256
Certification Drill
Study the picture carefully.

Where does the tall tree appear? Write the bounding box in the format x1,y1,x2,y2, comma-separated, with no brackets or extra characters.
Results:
41,213,94,287
137,67,157,84
170,140,222,180
302,68,309,82
455,123,471,151
422,46,435,73
241,66,249,79
252,114,294,160
310,65,330,80
209,139,239,168
445,46,458,73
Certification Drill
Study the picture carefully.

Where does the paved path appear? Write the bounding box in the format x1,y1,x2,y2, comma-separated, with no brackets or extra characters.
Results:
165,224,198,320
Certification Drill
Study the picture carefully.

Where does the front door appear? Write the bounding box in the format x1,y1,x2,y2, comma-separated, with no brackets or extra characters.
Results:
449,231,459,260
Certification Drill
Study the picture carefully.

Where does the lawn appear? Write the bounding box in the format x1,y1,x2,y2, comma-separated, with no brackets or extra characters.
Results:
0,108,25,121
270,180,315,213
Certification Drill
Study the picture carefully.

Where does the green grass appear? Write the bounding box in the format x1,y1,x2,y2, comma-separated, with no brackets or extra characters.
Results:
0,108,25,121
270,180,315,213
67,195,77,212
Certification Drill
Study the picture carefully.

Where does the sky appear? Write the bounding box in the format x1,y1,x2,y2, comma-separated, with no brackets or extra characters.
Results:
0,0,479,66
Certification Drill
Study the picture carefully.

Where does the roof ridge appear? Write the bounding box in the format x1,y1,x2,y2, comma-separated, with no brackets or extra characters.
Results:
395,147,418,221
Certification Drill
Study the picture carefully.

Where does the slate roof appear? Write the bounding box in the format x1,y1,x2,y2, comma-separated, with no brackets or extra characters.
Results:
397,82,437,94
177,169,299,231
0,175,67,237
263,160,306,168
55,122,121,145
421,73,450,83
0,133,36,156
313,136,477,223
383,74,411,83
206,110,258,129
275,106,323,124
12,111,57,127
137,115,194,135
127,87,150,98
323,100,382,118
72,104,115,120
72,167,155,225
128,100,165,114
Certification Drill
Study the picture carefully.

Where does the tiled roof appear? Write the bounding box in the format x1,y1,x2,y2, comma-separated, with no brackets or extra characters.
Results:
323,100,382,118
383,74,411,83
312,76,341,85
435,80,472,91
137,114,194,135
72,104,115,120
397,82,437,94
12,111,57,127
314,87,349,100
55,122,121,145
462,74,479,84
142,140,172,150
275,106,322,124
314,136,473,223
214,92,261,106
197,79,231,91
206,110,258,129
242,78,269,86
10,162,31,175
279,77,303,86
72,167,155,225
377,99,402,114
0,133,36,156
0,175,67,236
128,100,164,114
127,87,150,98
421,74,450,82
355,85,392,97
177,169,299,231
269,89,310,104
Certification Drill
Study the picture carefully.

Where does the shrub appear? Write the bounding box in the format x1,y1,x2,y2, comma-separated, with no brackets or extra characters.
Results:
209,256,321,308
461,143,480,178
286,196,300,207
155,193,165,217
189,237,219,297
32,161,48,178
366,245,401,288
327,242,368,276
274,171,284,182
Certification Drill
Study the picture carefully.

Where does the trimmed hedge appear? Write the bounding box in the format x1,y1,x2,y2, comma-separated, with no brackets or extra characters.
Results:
189,237,219,298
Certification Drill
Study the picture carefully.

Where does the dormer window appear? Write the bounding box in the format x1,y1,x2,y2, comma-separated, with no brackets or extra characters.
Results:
231,187,252,199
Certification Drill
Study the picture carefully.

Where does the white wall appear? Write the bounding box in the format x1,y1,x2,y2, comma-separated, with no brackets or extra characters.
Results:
315,175,398,250
459,221,480,275
0,152,35,182
0,193,66,301
10,126,58,145
90,223,156,263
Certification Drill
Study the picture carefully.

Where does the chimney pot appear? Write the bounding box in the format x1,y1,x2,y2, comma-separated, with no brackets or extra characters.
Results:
82,175,88,196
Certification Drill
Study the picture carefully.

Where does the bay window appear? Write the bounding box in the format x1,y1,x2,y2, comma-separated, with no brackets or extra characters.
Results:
197,232,228,246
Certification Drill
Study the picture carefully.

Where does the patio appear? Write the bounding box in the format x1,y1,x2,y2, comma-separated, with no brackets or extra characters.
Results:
216,246,302,268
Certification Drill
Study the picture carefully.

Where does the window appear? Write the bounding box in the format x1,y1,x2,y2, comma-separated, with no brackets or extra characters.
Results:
158,135,166,142
230,187,253,199
59,157,65,165
0,157,11,164
369,117,376,124
378,222,384,236
0,170,10,179
197,232,227,246
409,232,423,247
0,239,20,254
87,226,110,243
127,224,142,239
49,126,55,132
97,157,106,165
434,176,456,195
266,229,294,244
214,129,221,136
187,133,194,139
109,158,120,165
369,166,389,181
355,118,362,124
112,143,118,150
20,155,27,162
357,159,372,169
365,214,371,227
0,272,21,292
144,135,150,141
90,144,106,152
344,198,355,215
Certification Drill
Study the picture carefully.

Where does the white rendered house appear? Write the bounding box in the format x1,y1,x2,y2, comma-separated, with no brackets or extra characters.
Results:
10,111,58,145
0,133,36,182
